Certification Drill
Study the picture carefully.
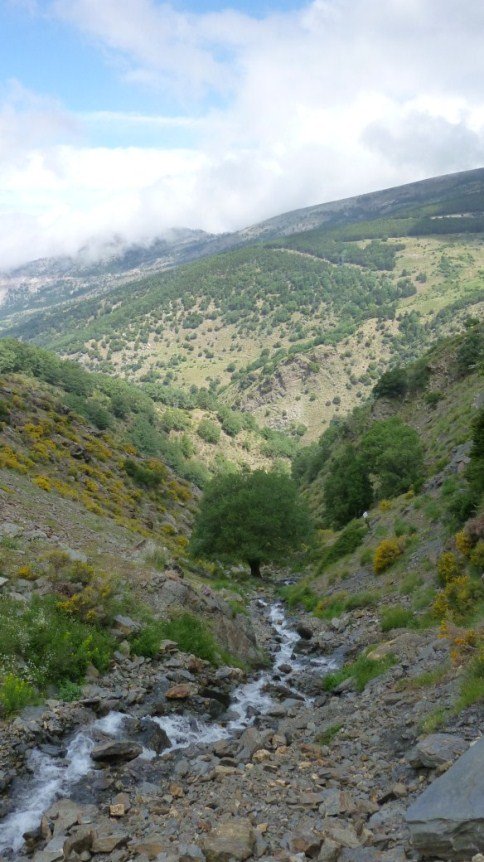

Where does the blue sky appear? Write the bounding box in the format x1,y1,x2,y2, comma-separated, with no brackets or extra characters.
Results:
1,0,484,267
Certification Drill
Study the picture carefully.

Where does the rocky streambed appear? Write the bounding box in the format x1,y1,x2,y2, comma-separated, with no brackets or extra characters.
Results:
0,596,482,862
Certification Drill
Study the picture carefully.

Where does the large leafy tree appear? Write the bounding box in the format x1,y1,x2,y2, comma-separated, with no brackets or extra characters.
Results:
323,445,373,529
189,469,312,577
361,417,424,499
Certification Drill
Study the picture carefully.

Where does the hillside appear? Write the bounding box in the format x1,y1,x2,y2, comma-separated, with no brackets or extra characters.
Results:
284,322,483,686
0,326,482,861
1,168,484,440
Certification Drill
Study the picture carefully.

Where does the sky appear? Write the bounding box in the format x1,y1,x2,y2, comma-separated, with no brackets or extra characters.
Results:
1,0,484,268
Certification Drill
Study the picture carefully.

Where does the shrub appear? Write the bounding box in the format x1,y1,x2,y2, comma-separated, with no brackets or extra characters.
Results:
381,606,416,631
470,540,484,570
197,419,221,444
33,475,52,492
0,674,38,716
432,575,478,622
373,366,408,399
318,520,367,572
374,538,404,574
132,613,221,664
456,647,484,709
0,595,114,688
279,582,318,612
437,551,460,586
124,458,166,488
455,530,472,558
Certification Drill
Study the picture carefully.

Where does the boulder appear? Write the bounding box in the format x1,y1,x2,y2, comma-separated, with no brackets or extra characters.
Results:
91,831,128,853
408,733,468,768
112,614,141,636
235,727,273,761
202,819,256,862
166,683,198,700
406,736,484,859
138,717,171,754
91,740,142,764
130,834,166,859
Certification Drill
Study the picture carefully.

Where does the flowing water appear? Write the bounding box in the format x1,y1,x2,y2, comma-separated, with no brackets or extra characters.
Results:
0,601,335,855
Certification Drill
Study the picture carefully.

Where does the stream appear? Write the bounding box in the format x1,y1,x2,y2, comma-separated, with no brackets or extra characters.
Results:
0,600,336,856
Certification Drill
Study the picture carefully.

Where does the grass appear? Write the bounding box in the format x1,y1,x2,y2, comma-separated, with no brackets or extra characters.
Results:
316,723,343,746
456,649,484,710
396,662,450,691
380,605,417,632
420,706,450,734
280,583,380,619
399,572,424,595
322,651,396,693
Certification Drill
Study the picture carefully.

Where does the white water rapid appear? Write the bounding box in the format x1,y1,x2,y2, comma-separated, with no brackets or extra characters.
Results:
0,601,335,856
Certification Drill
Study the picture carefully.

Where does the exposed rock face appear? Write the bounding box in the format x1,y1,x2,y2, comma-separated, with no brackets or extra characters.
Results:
406,736,484,859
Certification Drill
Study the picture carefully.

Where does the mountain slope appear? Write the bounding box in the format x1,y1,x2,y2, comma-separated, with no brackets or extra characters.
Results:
1,168,484,440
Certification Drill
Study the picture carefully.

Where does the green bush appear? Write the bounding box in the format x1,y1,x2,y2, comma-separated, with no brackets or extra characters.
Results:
0,596,114,690
374,538,404,574
124,458,166,488
380,605,416,631
197,419,221,444
0,674,38,716
318,520,366,572
132,613,221,664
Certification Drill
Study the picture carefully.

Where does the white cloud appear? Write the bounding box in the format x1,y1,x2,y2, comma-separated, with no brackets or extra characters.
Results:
2,0,484,268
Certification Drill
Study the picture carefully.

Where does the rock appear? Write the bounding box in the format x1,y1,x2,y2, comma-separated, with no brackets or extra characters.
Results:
0,577,8,589
113,614,141,636
288,830,323,857
322,820,361,850
178,844,206,861
91,740,142,764
318,789,356,816
63,827,93,858
202,819,256,862
296,623,313,640
406,736,484,859
0,522,22,538
61,547,87,563
408,733,468,768
318,838,340,862
91,831,128,853
45,799,81,835
236,727,273,761
32,851,63,862
139,717,171,754
130,835,166,859
166,683,198,700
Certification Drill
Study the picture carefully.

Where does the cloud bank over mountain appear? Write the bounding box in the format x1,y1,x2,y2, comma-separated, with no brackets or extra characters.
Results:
2,0,484,268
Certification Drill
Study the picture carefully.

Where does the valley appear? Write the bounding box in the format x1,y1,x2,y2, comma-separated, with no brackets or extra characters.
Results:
0,170,483,861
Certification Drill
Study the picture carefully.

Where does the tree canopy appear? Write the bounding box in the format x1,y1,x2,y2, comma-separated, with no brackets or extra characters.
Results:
189,469,312,576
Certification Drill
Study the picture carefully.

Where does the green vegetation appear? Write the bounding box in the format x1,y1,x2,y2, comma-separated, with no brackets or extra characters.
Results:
322,651,396,693
317,520,367,572
380,605,417,631
374,538,405,574
0,595,114,713
316,723,343,746
131,613,225,665
190,469,312,576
